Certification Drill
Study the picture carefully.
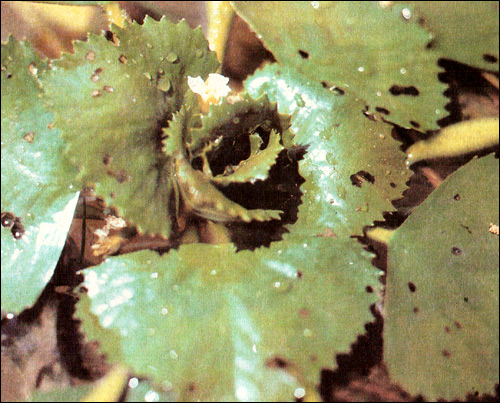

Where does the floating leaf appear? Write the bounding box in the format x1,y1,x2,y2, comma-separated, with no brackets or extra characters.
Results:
401,1,499,71
1,38,79,312
78,237,381,401
385,154,499,400
246,64,412,238
39,17,219,237
232,1,448,131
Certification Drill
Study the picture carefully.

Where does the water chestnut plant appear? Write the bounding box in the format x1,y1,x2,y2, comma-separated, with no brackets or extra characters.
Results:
1,1,498,401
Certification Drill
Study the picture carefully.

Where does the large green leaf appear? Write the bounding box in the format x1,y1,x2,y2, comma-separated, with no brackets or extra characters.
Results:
385,154,499,400
246,64,412,238
78,238,381,401
401,2,499,71
39,17,219,237
232,1,448,132
1,38,79,312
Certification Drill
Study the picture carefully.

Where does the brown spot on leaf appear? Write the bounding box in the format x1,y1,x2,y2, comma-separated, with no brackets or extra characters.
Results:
315,228,337,238
454,193,460,201
86,51,96,61
23,132,35,143
451,246,462,255
365,285,374,293
454,321,462,330
408,282,416,292
119,55,128,64
299,308,309,317
265,356,291,369
442,349,451,358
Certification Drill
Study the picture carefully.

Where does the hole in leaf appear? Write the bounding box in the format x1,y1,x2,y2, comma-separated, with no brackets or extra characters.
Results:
362,109,378,122
389,85,420,96
298,49,309,59
483,54,498,63
1,212,16,229
350,171,375,187
409,120,420,128
1,212,25,239
407,282,417,292
375,106,390,115
454,193,460,201
104,31,119,46
451,246,462,255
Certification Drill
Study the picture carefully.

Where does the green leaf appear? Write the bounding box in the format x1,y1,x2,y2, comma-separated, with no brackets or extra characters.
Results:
385,154,499,400
232,1,448,131
1,38,79,312
401,1,499,71
174,152,283,223
211,129,284,185
39,17,219,237
78,238,381,401
246,64,412,238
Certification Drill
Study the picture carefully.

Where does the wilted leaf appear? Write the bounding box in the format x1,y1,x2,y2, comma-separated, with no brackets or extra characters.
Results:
1,38,79,312
385,154,499,400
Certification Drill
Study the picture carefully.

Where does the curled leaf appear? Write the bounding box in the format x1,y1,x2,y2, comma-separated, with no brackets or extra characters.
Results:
174,154,282,222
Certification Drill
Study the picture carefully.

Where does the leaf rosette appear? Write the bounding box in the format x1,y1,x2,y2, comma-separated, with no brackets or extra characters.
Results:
39,17,294,239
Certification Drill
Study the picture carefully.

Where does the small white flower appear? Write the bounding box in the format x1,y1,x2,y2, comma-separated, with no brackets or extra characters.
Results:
187,73,231,111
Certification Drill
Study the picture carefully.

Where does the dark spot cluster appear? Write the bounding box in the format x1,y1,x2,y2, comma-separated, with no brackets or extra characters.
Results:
1,212,25,239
